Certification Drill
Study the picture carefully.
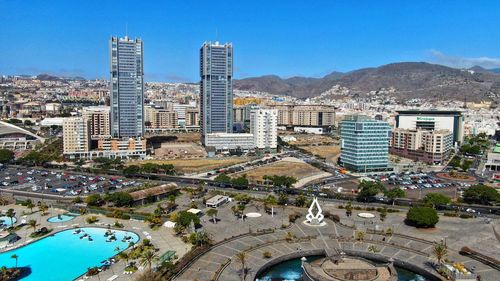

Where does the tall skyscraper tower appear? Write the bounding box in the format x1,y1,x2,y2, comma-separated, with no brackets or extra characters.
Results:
200,42,233,145
110,36,144,138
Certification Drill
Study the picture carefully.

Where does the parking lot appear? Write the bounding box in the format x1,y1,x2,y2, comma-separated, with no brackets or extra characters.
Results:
0,165,143,197
368,172,474,190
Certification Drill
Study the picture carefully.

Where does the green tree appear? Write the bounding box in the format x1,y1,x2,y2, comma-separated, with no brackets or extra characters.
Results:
462,184,500,205
277,194,288,206
385,188,405,205
345,201,353,217
105,192,133,207
123,165,141,176
5,209,15,227
214,173,231,184
379,206,388,222
10,254,18,268
294,195,307,207
357,180,386,202
422,193,451,208
175,211,200,228
265,195,277,217
206,208,218,224
0,149,14,163
85,194,103,206
231,175,249,188
140,250,159,273
235,251,247,281
433,244,448,265
461,160,473,171
28,219,38,233
25,199,35,213
406,207,439,228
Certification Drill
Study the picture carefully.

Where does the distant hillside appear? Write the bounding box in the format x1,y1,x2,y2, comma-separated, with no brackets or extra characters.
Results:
234,62,500,101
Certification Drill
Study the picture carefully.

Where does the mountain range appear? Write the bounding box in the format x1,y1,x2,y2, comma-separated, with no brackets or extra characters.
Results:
234,62,500,102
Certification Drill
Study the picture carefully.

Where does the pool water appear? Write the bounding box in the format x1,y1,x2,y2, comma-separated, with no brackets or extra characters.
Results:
0,227,139,281
47,214,77,223
0,216,17,227
256,256,428,281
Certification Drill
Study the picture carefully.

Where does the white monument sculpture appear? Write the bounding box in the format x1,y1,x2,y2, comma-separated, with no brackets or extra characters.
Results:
306,196,324,225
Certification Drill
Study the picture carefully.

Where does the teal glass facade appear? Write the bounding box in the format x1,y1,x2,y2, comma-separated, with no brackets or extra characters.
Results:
340,115,391,172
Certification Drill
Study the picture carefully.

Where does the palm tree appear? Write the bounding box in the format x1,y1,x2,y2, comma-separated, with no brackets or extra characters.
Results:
368,245,379,253
345,202,353,217
10,254,18,268
140,250,158,273
5,209,15,227
355,230,365,241
265,195,277,217
206,208,218,224
39,203,48,216
433,243,448,265
28,219,38,233
235,251,247,281
26,200,35,213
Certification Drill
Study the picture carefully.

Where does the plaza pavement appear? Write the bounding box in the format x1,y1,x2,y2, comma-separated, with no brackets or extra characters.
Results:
176,200,500,281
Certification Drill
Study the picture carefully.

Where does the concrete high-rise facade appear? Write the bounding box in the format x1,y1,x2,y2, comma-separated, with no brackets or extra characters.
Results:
340,115,391,172
200,42,233,145
110,36,144,138
250,109,278,150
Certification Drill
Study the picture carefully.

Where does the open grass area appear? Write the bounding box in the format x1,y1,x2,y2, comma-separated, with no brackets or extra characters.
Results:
301,145,340,161
236,159,322,183
130,157,249,174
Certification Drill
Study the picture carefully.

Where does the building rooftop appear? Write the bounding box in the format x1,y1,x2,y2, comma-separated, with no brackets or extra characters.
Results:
129,183,177,201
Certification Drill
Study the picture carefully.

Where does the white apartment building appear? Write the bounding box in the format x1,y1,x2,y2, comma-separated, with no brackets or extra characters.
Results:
63,117,91,158
250,109,278,150
204,133,254,151
82,106,111,139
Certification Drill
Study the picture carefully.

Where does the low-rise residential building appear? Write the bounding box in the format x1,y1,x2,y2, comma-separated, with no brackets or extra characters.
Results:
145,106,178,129
390,128,453,164
206,195,229,208
95,137,147,159
204,133,254,152
270,104,336,128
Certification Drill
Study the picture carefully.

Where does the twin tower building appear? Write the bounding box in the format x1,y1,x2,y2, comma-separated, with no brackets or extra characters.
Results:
63,37,276,159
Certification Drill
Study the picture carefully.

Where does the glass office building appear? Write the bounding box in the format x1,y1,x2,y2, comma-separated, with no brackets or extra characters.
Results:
110,36,144,138
200,42,233,145
340,115,391,172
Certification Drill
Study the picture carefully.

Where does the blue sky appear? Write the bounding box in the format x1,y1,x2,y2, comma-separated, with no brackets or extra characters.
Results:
1,0,500,82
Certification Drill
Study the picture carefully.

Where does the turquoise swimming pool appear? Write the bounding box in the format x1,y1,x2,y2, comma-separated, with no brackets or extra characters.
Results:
0,227,139,281
0,215,17,227
47,214,77,223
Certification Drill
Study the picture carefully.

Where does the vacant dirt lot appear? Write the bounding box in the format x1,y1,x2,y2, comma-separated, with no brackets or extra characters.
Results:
301,145,341,162
286,134,338,146
154,142,206,159
132,157,249,174
236,158,323,184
